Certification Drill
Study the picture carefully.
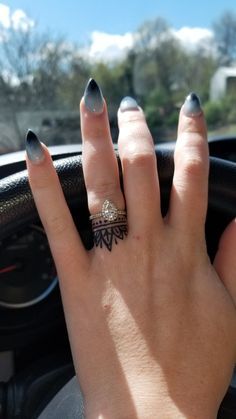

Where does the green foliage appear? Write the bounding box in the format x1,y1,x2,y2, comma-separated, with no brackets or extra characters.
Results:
165,110,179,127
227,106,236,124
59,58,91,108
204,93,236,128
143,87,179,140
204,101,223,126
221,94,236,125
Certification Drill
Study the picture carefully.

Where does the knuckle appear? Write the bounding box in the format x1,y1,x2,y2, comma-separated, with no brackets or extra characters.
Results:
123,148,155,169
119,113,153,145
181,154,205,178
175,139,207,180
88,180,120,198
120,110,144,124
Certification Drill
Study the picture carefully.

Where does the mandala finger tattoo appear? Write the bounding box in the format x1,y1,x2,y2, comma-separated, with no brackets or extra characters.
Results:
91,215,128,251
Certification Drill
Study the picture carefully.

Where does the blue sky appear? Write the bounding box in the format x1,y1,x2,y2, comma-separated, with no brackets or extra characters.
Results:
5,0,236,44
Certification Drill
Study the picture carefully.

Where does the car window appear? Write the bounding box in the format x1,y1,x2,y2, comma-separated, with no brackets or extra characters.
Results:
0,0,236,154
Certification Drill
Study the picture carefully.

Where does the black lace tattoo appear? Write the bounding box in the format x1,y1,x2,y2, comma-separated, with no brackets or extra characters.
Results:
91,215,128,251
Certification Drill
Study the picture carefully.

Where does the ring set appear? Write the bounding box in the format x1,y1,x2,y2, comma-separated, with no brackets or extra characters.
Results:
89,200,126,222
90,199,128,251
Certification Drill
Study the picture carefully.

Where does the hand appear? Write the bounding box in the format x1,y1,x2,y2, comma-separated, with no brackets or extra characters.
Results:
26,80,236,419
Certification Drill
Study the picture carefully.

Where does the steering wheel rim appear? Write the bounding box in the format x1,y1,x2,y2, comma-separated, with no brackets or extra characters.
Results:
0,147,235,242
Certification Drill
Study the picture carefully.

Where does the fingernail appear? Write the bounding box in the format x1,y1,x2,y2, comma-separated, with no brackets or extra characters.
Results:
183,92,202,117
25,129,45,163
84,78,104,114
120,96,139,112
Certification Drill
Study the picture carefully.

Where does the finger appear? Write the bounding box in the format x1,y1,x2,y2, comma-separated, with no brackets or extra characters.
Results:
117,97,162,235
214,218,236,303
26,130,88,283
81,79,124,213
168,93,208,237
81,79,126,250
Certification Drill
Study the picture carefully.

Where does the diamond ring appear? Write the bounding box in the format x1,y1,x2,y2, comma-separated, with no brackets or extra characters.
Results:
89,199,126,222
90,200,127,251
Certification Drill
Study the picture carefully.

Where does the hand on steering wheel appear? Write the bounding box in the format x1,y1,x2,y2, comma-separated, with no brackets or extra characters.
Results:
26,79,236,419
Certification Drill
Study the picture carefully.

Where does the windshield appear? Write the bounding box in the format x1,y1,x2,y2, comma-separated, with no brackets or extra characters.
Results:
0,0,236,154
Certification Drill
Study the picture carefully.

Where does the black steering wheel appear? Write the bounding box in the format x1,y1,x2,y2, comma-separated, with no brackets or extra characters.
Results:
0,147,235,239
0,145,235,418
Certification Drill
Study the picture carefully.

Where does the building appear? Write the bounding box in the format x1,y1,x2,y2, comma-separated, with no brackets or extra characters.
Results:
210,67,236,101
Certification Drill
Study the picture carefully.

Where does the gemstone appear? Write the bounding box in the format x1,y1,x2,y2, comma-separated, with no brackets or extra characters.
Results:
102,200,118,221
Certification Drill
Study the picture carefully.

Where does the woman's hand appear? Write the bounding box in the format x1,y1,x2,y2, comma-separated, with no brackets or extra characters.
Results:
26,80,236,419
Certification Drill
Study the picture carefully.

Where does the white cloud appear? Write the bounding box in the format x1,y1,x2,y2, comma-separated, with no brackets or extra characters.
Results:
0,3,10,28
172,27,214,52
11,9,34,31
84,27,215,63
84,31,134,62
0,3,34,32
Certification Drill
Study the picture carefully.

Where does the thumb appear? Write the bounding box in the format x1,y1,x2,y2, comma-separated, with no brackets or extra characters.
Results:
214,218,236,302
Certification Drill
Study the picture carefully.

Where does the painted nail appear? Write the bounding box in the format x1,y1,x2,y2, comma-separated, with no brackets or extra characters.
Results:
120,96,139,112
84,78,104,114
183,92,202,117
25,129,45,163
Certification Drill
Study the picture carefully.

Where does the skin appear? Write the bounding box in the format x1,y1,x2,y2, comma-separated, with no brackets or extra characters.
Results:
26,95,236,419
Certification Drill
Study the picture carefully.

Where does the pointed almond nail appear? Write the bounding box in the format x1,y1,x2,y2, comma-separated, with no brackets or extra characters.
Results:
84,78,104,114
183,92,202,117
25,130,45,163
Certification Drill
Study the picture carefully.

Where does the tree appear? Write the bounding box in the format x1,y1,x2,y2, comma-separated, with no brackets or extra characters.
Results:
131,19,187,136
180,49,217,102
133,19,187,98
59,55,90,109
31,39,76,110
0,25,41,149
0,24,75,150
213,11,236,66
135,17,170,52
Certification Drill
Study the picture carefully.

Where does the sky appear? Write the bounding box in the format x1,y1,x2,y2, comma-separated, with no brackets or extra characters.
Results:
4,0,236,42
1,1,236,61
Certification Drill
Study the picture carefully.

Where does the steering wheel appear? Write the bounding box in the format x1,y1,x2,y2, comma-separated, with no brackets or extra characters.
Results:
0,147,235,239
0,146,235,418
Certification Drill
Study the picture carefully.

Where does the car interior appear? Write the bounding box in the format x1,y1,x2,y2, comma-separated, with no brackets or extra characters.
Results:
0,136,235,418
0,2,236,418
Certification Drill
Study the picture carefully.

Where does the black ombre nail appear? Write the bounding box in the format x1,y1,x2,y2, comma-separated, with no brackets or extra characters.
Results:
120,96,139,112
183,92,202,117
25,129,45,163
84,78,104,114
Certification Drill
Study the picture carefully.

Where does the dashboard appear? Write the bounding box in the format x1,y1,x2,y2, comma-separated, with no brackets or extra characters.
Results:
0,224,57,309
0,146,82,354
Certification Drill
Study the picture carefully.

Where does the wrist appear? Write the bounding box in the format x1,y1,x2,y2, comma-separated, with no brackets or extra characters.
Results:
85,403,217,419
77,361,219,419
84,386,218,419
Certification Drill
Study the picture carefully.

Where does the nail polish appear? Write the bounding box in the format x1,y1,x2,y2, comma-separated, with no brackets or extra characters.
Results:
25,129,45,163
183,92,202,117
84,78,104,114
120,96,139,112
